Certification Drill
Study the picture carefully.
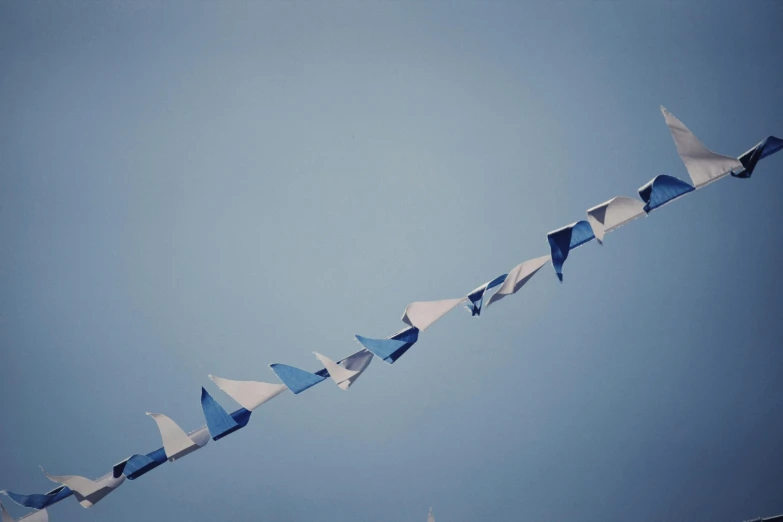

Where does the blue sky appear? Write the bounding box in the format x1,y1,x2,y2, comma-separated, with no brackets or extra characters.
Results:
1,2,782,521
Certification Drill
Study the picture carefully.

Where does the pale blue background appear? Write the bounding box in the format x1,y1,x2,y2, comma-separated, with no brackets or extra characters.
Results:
1,2,782,521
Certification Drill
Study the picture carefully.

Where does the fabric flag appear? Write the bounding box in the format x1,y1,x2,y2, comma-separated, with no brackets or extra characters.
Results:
207,376,287,411
313,352,361,389
1,487,72,511
41,469,123,509
733,136,783,178
485,255,550,308
661,106,743,188
466,274,507,316
547,221,595,282
637,174,695,213
402,298,467,331
330,349,374,390
145,414,210,461
355,327,420,364
586,196,646,244
268,364,326,394
200,388,251,441
0,502,48,522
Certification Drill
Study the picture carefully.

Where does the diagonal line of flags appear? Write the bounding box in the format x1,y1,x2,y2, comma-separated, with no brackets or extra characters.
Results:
2,107,780,521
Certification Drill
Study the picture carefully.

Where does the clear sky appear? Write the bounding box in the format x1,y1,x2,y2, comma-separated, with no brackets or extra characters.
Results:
1,2,782,522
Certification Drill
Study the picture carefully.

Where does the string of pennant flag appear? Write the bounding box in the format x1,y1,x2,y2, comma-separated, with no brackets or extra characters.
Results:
2,106,781,522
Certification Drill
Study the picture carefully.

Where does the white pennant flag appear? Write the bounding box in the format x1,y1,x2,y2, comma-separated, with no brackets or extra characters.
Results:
486,255,550,308
313,352,361,388
208,376,287,410
661,106,742,188
41,469,124,509
145,414,209,461
586,196,646,243
402,297,467,331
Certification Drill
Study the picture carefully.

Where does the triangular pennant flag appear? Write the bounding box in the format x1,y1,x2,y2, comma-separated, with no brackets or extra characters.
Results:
547,221,595,282
145,414,209,461
486,255,550,308
269,364,326,394
638,174,695,213
208,376,287,411
355,327,420,364
41,468,124,509
333,350,374,390
402,298,467,331
200,388,242,441
313,352,360,387
661,106,742,188
586,196,646,243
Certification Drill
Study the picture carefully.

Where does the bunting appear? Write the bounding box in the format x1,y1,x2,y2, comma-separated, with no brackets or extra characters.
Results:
2,107,779,521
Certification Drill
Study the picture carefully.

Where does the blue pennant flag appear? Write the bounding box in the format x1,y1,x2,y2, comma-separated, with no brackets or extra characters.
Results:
269,364,326,394
638,175,694,213
547,221,595,282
